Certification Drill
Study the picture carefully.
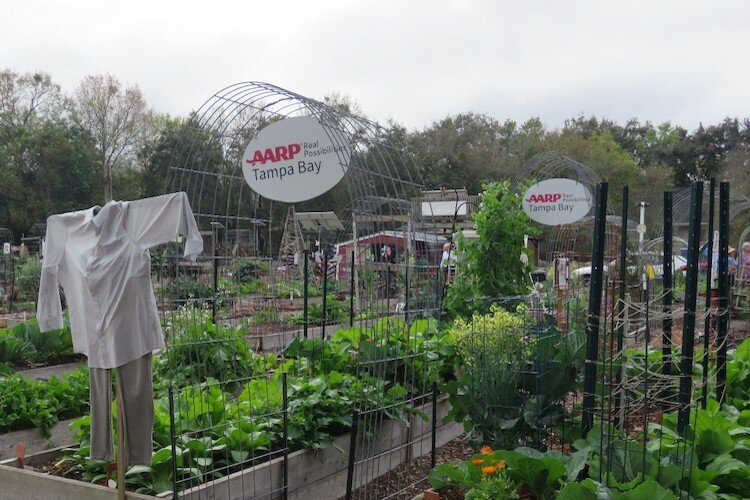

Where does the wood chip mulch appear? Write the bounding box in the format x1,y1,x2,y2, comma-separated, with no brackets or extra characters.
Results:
349,435,474,500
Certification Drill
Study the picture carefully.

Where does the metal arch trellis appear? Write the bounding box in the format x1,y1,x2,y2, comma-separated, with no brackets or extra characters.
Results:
156,82,444,499
0,228,13,244
511,151,602,194
509,152,636,262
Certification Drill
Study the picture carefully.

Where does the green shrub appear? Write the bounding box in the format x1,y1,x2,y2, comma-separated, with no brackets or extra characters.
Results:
447,305,527,367
233,258,269,283
167,275,212,304
15,257,42,301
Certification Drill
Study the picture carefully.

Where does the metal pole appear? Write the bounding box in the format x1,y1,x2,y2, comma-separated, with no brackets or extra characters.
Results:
282,373,289,500
168,387,179,499
345,411,359,500
349,250,355,327
303,248,309,339
716,181,730,405
662,191,674,399
702,179,715,408
115,379,126,500
406,220,413,323
431,381,438,469
582,182,608,434
386,265,391,314
678,181,703,434
212,243,218,325
615,186,628,426
322,251,328,339
8,255,15,314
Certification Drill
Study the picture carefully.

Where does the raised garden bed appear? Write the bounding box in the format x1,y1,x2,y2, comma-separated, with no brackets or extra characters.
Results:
0,416,78,461
0,447,163,500
0,399,461,500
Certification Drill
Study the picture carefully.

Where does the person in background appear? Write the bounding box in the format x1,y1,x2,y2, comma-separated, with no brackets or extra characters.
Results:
440,242,457,283
740,242,750,284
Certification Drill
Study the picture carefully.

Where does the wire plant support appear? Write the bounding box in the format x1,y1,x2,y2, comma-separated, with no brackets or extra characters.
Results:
155,82,445,499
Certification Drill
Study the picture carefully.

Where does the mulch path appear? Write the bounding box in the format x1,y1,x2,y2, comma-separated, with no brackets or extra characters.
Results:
350,435,474,500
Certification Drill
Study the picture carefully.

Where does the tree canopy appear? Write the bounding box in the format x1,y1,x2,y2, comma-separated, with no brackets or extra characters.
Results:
1,69,749,246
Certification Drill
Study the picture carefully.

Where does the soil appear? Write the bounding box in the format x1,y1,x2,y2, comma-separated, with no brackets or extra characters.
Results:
14,353,85,371
349,435,474,500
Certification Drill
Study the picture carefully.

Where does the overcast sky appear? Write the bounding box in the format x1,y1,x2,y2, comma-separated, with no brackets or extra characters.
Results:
3,0,748,132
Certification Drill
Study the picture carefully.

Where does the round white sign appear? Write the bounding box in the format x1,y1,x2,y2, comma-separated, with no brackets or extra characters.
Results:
522,178,593,226
241,116,351,203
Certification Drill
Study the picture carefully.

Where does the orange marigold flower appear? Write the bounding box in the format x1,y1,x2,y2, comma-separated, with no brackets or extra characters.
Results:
471,458,484,466
496,460,506,470
480,445,492,455
482,465,497,475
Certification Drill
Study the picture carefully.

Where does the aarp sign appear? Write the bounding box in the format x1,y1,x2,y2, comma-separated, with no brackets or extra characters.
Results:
522,179,593,226
242,116,351,203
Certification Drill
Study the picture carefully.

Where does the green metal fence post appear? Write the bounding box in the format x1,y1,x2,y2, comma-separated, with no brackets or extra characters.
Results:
702,179,715,408
717,181,730,405
678,181,703,434
582,182,608,434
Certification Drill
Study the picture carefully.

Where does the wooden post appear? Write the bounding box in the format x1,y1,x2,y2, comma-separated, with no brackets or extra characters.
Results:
115,379,126,500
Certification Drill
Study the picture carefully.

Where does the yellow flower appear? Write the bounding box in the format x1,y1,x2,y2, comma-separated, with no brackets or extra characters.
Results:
480,445,492,455
496,460,506,471
471,458,484,466
482,465,497,475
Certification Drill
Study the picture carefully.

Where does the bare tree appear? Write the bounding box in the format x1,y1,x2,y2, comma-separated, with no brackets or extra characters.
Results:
0,69,63,130
71,74,150,202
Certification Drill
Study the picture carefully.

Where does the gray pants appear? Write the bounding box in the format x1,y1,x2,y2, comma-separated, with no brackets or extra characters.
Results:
89,353,153,466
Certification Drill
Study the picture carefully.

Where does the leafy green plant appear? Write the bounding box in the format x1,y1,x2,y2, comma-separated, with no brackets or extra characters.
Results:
447,305,526,366
251,306,281,325
14,256,42,301
233,258,269,283
55,314,456,495
292,295,347,325
166,275,212,304
0,331,27,364
444,181,539,319
154,313,271,392
9,320,73,363
275,279,321,299
0,366,89,435
443,315,585,448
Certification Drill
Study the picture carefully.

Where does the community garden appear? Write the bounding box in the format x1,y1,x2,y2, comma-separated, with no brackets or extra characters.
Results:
0,82,749,500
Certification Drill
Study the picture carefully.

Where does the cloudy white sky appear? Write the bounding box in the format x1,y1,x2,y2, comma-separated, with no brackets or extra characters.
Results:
3,0,748,131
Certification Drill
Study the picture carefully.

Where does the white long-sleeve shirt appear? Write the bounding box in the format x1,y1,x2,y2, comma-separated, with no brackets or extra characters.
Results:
37,192,203,369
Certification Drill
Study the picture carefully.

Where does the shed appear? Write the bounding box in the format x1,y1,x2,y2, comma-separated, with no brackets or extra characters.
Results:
334,230,447,280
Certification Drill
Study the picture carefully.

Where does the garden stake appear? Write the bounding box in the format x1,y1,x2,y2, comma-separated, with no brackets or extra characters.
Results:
168,387,178,499
717,181,730,405
386,265,391,313
322,251,328,339
663,190,674,396
643,277,650,479
582,182,608,434
345,410,359,500
349,250,355,327
8,253,15,314
282,373,289,500
211,235,218,324
404,255,410,323
678,181,703,434
431,381,438,469
303,248,309,339
701,179,715,408
116,378,125,500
